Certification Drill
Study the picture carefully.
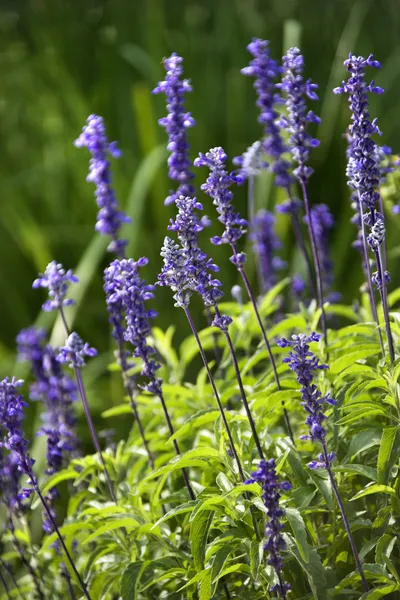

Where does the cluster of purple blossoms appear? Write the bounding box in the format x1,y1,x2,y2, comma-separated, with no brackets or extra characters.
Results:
57,332,97,369
277,47,320,183
238,38,293,188
167,195,225,312
194,147,247,264
334,54,390,289
0,449,23,510
74,114,130,256
33,261,78,312
153,54,196,206
251,210,286,293
307,205,341,303
104,258,162,396
277,333,336,468
246,459,291,598
0,378,36,500
17,327,79,532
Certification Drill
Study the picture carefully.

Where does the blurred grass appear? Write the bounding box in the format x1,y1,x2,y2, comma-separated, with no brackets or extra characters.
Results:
1,0,400,373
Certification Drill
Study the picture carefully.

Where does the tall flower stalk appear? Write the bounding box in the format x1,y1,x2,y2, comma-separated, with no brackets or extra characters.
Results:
105,258,195,500
165,193,267,458
195,148,294,443
334,54,395,363
278,333,368,592
238,39,316,300
0,378,92,600
33,261,117,503
277,47,327,342
75,115,153,466
246,459,291,599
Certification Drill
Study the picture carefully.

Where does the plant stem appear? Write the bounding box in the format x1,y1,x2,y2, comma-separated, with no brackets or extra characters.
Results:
9,518,44,600
155,388,195,500
116,337,155,469
299,179,328,345
288,195,318,302
214,305,264,460
61,565,77,600
183,306,261,540
276,570,288,600
35,485,92,600
321,442,368,593
205,305,222,365
0,558,26,600
0,567,11,599
231,247,295,445
357,196,385,357
59,307,117,503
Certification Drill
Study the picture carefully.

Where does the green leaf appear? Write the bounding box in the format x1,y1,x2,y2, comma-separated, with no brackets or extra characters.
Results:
83,517,140,544
377,427,398,484
249,540,263,580
102,403,131,418
285,508,309,562
375,534,397,564
190,510,215,571
151,501,197,529
216,472,234,493
120,561,145,600
211,546,233,586
286,536,326,599
330,347,381,374
145,447,222,480
343,429,382,462
351,484,397,501
168,409,221,442
199,569,212,600
333,464,378,481
359,584,399,599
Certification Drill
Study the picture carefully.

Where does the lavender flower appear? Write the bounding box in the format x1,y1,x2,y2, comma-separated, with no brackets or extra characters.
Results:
0,450,23,509
239,39,293,188
246,459,291,598
153,53,195,206
57,333,97,369
277,333,336,467
167,195,224,309
33,262,78,312
105,258,161,395
159,236,193,308
194,147,247,252
334,53,395,363
0,378,35,496
306,205,341,303
74,114,130,256
233,141,267,179
251,210,286,293
277,47,320,182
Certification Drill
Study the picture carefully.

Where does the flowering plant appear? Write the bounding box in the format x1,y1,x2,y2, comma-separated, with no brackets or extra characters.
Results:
1,45,400,600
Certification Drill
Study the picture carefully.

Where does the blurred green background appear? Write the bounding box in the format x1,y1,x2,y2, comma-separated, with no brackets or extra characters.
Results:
1,0,400,387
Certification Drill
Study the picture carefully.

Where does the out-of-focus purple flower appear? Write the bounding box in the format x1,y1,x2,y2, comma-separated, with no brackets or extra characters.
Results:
105,258,162,396
277,47,320,183
33,262,78,312
306,205,340,303
276,197,302,216
233,141,267,179
57,333,97,369
194,147,247,249
251,210,286,293
153,53,195,206
277,333,336,468
292,275,306,301
0,378,36,497
246,458,291,597
239,39,293,188
75,115,130,256
0,450,23,510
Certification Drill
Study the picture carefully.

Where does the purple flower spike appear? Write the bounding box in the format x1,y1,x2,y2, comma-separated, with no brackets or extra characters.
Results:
33,261,78,312
57,333,97,369
239,39,293,188
194,147,247,248
277,333,336,465
277,47,320,182
75,114,130,256
246,458,291,598
153,53,195,206
307,204,341,303
105,258,162,396
0,378,36,496
251,210,286,293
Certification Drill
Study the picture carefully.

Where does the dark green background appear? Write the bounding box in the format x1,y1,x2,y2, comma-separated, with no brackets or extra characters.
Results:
1,0,400,375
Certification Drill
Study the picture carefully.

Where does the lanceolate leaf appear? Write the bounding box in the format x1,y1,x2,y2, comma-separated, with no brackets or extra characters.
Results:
190,510,215,571
285,508,310,562
377,426,398,484
120,561,146,600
